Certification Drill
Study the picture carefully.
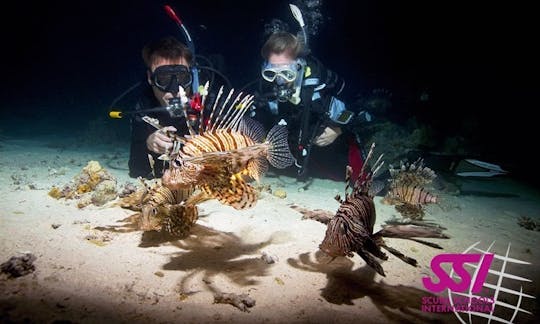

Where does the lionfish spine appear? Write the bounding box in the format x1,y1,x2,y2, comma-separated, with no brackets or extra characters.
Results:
390,185,437,205
142,185,176,206
211,89,238,131
352,143,384,196
227,95,254,131
206,86,224,133
198,81,210,134
222,92,252,131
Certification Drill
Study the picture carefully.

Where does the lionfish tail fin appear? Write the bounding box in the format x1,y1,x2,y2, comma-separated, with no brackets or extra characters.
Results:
265,125,294,169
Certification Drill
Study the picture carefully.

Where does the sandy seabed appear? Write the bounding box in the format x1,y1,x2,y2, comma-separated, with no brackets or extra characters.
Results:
1,137,539,323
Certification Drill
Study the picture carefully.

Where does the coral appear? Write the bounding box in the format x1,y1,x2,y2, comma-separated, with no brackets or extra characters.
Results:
213,292,256,312
273,188,287,199
48,160,118,208
254,183,272,194
1,253,37,278
517,216,539,231
77,183,92,194
48,186,63,199
119,182,138,198
91,180,118,206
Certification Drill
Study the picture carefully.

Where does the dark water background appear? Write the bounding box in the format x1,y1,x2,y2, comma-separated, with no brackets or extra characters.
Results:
0,0,537,186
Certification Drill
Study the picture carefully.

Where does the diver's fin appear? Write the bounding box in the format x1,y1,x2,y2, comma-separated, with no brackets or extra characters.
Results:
465,159,507,173
455,159,508,177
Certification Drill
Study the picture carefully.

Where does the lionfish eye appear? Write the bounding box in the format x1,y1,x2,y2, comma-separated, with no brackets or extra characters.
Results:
339,223,347,234
173,159,182,168
152,207,158,216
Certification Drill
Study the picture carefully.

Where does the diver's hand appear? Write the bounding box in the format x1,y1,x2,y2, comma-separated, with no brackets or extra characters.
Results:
314,126,342,147
146,126,177,154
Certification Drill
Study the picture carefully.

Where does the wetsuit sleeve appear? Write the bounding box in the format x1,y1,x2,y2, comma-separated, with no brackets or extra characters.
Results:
128,101,154,178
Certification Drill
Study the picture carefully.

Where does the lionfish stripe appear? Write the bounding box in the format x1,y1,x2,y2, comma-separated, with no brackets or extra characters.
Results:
196,134,222,153
205,132,226,151
211,174,257,210
265,125,294,169
392,185,437,205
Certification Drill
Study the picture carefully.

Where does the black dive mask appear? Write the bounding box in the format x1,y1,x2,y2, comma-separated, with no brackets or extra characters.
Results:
150,64,192,94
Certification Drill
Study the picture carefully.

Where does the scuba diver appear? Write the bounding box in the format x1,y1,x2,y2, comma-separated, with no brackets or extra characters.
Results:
109,5,231,179
127,36,196,178
248,4,372,180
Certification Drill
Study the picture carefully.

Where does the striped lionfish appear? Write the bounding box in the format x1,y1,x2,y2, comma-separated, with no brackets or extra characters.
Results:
156,83,294,210
319,143,448,277
120,177,204,237
384,159,438,220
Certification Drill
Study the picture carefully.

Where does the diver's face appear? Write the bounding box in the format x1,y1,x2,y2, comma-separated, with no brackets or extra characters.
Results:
267,53,297,86
268,52,295,65
147,57,190,106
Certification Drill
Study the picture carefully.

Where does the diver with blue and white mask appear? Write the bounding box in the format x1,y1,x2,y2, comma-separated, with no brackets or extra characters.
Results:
252,4,367,180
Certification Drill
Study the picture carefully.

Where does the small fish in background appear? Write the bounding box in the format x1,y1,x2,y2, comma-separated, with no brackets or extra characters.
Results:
383,159,438,220
319,144,448,277
159,84,294,210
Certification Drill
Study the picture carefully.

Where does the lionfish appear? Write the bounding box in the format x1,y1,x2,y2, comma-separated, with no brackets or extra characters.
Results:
319,143,448,277
119,176,204,237
158,83,294,210
385,159,438,220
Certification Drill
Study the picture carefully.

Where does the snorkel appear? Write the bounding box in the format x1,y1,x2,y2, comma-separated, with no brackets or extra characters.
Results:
288,3,314,179
163,5,202,113
289,4,309,54
110,4,231,122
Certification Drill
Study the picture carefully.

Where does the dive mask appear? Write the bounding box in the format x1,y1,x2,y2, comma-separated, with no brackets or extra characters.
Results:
261,61,301,84
150,64,192,93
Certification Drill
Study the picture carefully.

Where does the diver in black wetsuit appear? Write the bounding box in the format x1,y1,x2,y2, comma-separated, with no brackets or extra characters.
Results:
127,36,196,179
250,30,372,180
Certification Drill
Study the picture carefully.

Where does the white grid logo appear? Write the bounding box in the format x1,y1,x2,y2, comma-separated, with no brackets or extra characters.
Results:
449,241,535,324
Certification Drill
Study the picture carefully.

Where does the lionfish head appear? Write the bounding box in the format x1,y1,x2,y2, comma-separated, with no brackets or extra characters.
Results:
140,205,162,231
319,219,350,258
162,161,204,190
319,241,345,259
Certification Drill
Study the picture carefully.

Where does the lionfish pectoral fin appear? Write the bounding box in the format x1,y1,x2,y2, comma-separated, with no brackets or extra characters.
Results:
380,244,418,267
185,191,211,206
356,249,386,277
265,125,294,169
409,238,445,249
247,157,268,182
326,256,338,264
211,173,257,210
365,237,388,261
